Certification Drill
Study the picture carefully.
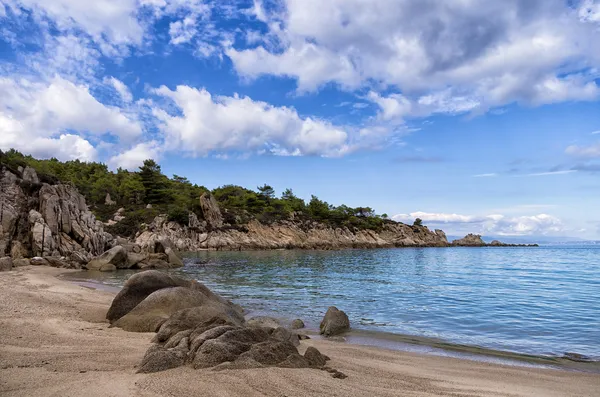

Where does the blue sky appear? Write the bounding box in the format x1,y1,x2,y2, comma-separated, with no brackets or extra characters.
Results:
1,0,600,239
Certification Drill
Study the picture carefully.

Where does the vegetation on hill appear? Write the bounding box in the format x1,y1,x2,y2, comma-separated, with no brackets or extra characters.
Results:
1,149,395,236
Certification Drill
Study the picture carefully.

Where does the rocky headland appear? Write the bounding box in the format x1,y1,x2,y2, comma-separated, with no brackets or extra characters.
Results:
0,159,534,272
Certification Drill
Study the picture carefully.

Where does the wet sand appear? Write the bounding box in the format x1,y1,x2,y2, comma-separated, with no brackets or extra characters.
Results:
1,266,599,397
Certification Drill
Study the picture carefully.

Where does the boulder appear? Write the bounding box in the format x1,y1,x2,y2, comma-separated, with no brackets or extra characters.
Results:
0,256,13,271
165,247,184,268
238,340,298,366
86,246,128,270
290,319,305,329
320,306,350,336
100,263,117,272
137,345,185,374
106,270,200,323
304,346,327,368
138,258,171,269
30,257,49,266
154,305,245,343
270,327,300,347
189,325,237,354
112,287,234,332
44,256,70,268
247,316,281,329
199,193,223,228
192,327,271,369
13,258,30,267
21,166,39,184
104,193,116,206
126,252,147,268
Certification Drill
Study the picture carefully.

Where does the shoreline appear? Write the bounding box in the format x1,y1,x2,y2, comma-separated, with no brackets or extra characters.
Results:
60,268,600,374
2,267,599,397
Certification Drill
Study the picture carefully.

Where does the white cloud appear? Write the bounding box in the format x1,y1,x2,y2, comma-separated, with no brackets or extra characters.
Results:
228,0,600,113
3,0,143,51
393,212,485,224
108,141,162,170
579,0,600,23
473,173,497,178
392,211,564,236
566,143,600,158
103,77,133,103
0,75,143,159
592,130,600,135
517,170,578,177
151,85,352,157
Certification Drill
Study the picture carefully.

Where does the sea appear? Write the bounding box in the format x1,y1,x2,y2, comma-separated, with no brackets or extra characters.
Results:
66,246,600,370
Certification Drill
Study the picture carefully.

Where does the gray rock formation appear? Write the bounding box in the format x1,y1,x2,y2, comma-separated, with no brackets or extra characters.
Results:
199,193,223,229
104,193,116,206
135,214,451,252
320,306,350,336
0,166,112,263
86,245,128,271
452,234,486,246
108,270,343,377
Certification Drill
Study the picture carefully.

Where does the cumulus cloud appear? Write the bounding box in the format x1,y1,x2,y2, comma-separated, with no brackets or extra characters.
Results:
108,141,162,170
566,142,600,158
392,211,563,236
151,85,352,157
228,0,600,115
0,75,143,159
2,0,143,53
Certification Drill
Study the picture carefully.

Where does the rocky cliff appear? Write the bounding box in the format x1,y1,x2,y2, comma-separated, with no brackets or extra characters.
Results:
135,214,450,251
0,165,113,263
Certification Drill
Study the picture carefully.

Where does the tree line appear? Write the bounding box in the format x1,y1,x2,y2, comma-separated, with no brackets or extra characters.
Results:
1,149,399,236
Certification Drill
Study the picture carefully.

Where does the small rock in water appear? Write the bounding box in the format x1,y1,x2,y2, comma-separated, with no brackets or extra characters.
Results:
563,352,592,362
319,306,350,336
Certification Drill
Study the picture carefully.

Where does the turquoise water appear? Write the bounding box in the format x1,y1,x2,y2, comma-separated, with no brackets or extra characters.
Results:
81,246,600,361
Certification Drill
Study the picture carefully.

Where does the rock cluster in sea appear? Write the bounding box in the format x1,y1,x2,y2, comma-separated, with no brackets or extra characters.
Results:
107,270,348,378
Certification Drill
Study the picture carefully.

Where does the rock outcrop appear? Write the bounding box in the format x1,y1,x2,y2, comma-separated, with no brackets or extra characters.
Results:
0,165,113,264
109,270,343,378
199,193,223,229
135,214,450,252
452,234,486,246
320,306,350,336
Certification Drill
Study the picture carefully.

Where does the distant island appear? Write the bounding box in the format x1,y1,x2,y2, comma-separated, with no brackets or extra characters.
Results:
0,149,537,272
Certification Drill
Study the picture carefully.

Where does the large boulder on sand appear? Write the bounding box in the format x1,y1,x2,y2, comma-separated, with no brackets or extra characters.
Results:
86,246,128,270
320,306,350,336
112,287,217,332
106,270,232,323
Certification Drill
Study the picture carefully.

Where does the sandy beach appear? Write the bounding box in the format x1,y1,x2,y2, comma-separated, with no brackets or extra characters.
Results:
0,267,598,397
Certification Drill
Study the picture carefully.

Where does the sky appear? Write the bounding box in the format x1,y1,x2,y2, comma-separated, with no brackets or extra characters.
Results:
0,0,599,240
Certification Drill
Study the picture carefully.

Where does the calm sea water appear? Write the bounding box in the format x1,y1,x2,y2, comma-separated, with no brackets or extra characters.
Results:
80,246,600,360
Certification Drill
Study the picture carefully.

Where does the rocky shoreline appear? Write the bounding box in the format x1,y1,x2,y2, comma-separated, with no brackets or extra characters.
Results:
1,164,535,273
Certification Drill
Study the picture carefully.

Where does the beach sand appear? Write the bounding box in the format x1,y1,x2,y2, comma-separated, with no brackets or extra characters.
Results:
0,267,598,397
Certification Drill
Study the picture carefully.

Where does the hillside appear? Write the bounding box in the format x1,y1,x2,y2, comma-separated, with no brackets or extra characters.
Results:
0,149,454,255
